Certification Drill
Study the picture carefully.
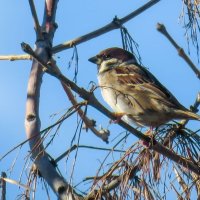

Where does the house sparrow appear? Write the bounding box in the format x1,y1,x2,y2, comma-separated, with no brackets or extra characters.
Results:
88,47,200,127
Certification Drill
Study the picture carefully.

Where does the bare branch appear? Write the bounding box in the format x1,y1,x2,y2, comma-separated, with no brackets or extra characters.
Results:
0,103,83,162
1,176,31,191
191,172,200,198
0,54,31,61
28,0,42,39
157,23,200,79
179,92,200,126
24,1,83,199
0,172,6,200
180,0,200,57
21,42,200,175
58,68,109,143
42,0,58,43
162,92,200,148
173,167,190,199
55,144,125,163
52,0,160,53
0,0,160,63
86,165,138,200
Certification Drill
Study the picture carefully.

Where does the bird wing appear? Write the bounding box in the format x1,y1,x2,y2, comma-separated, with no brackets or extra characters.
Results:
114,64,187,110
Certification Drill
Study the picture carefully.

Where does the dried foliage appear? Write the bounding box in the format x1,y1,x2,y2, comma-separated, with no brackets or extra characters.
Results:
180,0,200,57
81,124,200,200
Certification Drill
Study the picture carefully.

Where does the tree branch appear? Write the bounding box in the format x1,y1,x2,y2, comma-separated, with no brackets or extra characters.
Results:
0,54,31,61
54,144,125,163
52,0,160,53
21,42,200,175
0,172,6,200
25,1,83,199
28,0,42,39
162,92,200,148
46,59,110,142
0,0,160,62
59,72,110,143
157,23,200,79
86,164,139,200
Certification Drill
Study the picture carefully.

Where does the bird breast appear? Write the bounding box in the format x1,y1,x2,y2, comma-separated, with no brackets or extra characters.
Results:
97,70,134,114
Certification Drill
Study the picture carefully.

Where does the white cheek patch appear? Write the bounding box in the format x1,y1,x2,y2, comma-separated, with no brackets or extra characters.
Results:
98,58,120,74
98,61,109,74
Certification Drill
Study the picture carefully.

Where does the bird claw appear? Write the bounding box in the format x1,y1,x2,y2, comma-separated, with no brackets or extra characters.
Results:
109,112,125,124
140,127,155,147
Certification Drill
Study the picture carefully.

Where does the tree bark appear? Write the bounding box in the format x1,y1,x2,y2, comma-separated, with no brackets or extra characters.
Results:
25,1,83,199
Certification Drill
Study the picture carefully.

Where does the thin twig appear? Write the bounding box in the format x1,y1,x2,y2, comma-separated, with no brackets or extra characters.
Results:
21,42,200,175
162,92,200,148
84,132,132,192
52,0,160,53
1,177,31,191
0,54,31,61
55,144,125,163
179,92,200,126
0,103,84,162
85,149,140,199
180,0,200,58
173,167,190,199
28,0,42,39
0,0,160,62
26,103,85,161
157,23,200,79
50,60,109,143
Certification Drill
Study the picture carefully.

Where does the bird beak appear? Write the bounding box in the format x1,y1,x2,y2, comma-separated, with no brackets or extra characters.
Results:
88,56,98,64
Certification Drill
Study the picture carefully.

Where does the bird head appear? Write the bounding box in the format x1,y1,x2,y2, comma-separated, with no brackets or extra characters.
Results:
88,47,137,74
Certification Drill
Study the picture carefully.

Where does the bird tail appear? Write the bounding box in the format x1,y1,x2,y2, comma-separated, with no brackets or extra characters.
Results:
177,110,200,121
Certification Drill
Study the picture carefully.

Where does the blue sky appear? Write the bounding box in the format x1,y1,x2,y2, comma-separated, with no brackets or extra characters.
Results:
0,0,199,199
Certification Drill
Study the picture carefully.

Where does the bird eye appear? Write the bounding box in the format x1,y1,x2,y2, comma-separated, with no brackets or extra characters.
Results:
102,54,111,60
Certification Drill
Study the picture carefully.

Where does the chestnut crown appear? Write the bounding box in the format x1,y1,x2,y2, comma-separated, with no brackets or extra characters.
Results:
88,47,137,64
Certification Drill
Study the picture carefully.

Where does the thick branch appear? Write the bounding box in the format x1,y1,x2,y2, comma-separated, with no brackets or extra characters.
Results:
25,1,83,199
22,42,200,175
52,0,160,53
0,172,6,200
157,23,200,79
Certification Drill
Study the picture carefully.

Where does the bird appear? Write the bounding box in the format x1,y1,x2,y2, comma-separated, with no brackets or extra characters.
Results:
88,47,200,127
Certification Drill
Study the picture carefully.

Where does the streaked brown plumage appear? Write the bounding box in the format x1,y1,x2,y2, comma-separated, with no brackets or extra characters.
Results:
89,47,200,127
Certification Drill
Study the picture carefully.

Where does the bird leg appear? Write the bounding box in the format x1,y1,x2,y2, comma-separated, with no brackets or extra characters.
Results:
141,126,155,147
110,112,125,124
